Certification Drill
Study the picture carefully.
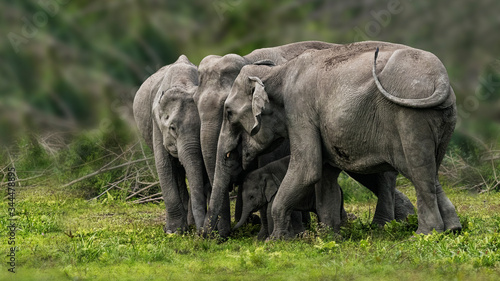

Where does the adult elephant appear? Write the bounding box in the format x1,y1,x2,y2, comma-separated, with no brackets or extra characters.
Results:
195,41,338,237
210,41,462,239
133,55,209,234
200,42,415,236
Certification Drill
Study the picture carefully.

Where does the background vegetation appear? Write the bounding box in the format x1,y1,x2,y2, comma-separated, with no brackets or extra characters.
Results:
1,0,499,279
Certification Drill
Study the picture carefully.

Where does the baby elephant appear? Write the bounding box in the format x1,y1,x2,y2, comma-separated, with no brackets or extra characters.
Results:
234,156,343,237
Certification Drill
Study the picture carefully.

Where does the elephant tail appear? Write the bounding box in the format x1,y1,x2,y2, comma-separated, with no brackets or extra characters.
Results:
372,47,450,109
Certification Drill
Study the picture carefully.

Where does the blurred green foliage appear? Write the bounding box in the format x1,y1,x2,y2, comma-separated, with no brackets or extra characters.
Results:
0,0,499,190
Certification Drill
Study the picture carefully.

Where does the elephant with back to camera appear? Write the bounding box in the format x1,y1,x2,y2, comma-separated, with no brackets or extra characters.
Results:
196,41,415,237
133,55,209,234
216,41,462,239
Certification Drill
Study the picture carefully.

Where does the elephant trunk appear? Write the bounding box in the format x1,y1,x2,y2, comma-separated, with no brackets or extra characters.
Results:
203,136,239,234
178,141,206,230
233,207,251,230
200,122,221,186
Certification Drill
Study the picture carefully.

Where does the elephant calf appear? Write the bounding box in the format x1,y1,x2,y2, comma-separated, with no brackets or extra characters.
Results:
133,55,209,234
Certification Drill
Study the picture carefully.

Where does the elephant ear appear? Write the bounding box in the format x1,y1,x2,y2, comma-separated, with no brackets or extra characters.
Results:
248,76,269,136
265,174,281,202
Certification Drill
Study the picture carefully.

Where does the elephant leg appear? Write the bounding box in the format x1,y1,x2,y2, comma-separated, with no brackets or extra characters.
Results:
435,180,461,231
398,132,443,233
394,189,415,221
216,191,231,238
257,205,269,240
177,167,194,227
267,202,274,235
187,199,195,227
315,165,343,231
347,171,396,226
235,184,243,222
409,164,444,234
270,128,322,239
153,125,188,233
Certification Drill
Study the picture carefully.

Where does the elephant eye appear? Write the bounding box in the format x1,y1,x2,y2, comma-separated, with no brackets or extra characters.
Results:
226,109,233,121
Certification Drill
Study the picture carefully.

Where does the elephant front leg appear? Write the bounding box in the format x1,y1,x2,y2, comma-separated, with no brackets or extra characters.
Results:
156,156,189,233
270,128,323,239
257,205,269,240
347,172,398,226
153,125,188,233
216,192,231,238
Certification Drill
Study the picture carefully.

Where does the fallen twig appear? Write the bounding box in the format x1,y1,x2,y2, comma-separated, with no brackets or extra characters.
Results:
131,192,162,203
62,157,153,188
132,196,163,204
125,181,159,200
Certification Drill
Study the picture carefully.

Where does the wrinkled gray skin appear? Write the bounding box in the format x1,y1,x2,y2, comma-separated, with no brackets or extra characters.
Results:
234,156,345,238
199,41,415,236
219,41,462,239
195,41,338,237
133,55,209,233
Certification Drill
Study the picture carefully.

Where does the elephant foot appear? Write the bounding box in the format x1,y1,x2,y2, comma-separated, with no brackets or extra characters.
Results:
437,193,462,233
164,226,184,235
257,226,269,241
443,215,462,233
372,215,392,228
164,220,189,234
268,229,294,241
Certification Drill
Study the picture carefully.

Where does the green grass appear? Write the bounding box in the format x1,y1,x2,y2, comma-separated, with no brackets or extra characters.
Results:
1,181,499,280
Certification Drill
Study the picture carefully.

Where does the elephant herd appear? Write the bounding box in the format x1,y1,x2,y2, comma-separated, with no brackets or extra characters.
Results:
133,40,462,240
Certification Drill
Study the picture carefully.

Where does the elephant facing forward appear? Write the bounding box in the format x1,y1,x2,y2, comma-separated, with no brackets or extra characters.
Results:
133,55,209,234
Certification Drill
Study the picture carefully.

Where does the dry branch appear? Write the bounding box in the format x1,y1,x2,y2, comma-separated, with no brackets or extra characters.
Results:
131,192,162,204
62,157,153,188
132,196,163,204
125,181,159,200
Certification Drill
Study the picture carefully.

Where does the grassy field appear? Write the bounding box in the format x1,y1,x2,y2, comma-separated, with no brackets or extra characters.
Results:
1,178,499,281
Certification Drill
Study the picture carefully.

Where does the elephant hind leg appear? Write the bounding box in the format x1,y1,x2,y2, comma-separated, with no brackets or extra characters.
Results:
435,181,461,232
400,142,444,234
347,171,397,226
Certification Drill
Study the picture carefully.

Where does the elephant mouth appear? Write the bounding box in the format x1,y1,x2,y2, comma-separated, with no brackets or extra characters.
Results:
168,147,178,157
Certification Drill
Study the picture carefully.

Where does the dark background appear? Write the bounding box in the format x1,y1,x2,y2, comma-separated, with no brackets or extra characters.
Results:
1,0,499,193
